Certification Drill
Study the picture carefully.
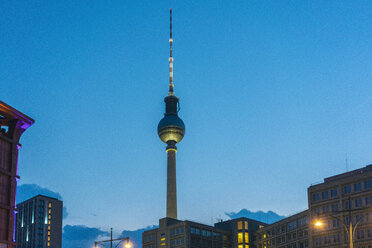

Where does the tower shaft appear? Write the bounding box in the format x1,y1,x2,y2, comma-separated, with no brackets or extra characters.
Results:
166,148,177,219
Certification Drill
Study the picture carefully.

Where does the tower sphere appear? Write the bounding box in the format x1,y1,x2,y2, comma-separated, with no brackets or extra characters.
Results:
158,115,185,144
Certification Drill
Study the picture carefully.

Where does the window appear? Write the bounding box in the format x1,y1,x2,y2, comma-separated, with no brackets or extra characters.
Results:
244,221,248,229
368,229,372,238
324,236,330,244
354,182,362,192
356,230,364,239
366,196,372,205
321,191,328,200
287,221,296,231
245,233,249,243
315,237,321,246
238,221,243,230
331,203,339,212
355,198,362,208
332,219,340,227
322,205,329,213
330,188,338,197
344,200,351,210
313,207,320,214
344,185,352,194
312,193,320,202
238,233,243,243
365,180,372,189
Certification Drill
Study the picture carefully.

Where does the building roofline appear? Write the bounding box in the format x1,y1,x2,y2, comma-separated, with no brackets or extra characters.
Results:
255,209,308,229
309,164,372,188
0,101,35,127
17,194,61,205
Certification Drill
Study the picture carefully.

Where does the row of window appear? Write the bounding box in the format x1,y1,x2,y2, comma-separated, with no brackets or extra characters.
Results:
237,221,249,230
345,180,372,194
258,230,308,245
170,237,184,247
312,179,372,202
313,196,372,215
190,237,227,248
314,229,372,246
259,217,308,239
314,234,341,246
190,227,222,239
260,240,308,248
171,227,184,236
237,232,249,243
312,189,338,202
143,234,156,243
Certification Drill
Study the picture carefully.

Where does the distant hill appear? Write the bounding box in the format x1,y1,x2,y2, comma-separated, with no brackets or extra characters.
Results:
225,209,285,224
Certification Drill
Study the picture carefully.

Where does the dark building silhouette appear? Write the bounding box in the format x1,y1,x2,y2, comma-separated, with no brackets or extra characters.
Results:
0,101,34,248
15,195,62,248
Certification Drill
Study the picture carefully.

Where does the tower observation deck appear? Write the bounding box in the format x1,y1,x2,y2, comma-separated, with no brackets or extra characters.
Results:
157,9,185,220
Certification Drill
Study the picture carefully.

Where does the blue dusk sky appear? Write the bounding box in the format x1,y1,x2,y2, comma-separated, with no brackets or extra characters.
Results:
2,0,372,238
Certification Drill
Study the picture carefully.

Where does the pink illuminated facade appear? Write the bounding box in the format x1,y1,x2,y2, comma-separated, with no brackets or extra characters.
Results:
0,101,34,248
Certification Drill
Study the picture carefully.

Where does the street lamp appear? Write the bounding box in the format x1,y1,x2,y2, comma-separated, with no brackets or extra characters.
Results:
313,198,371,248
94,228,131,248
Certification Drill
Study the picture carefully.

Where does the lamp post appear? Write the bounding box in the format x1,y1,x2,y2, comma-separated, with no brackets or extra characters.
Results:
314,198,371,248
94,228,131,248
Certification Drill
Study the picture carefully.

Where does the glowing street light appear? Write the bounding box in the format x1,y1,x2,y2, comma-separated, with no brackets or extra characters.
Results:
314,220,323,227
94,228,131,248
124,242,132,248
313,198,372,248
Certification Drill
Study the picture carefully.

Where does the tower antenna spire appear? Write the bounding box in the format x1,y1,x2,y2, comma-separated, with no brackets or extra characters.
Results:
168,8,174,96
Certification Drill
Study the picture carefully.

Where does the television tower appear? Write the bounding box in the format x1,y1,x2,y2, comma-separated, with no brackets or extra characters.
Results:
157,8,185,220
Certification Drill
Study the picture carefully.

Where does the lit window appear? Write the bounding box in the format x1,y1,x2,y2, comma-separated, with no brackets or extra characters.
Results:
245,245,249,248
238,221,243,230
48,203,51,207
238,245,243,248
259,225,264,229
244,221,248,229
245,233,249,243
161,238,165,241
238,233,243,243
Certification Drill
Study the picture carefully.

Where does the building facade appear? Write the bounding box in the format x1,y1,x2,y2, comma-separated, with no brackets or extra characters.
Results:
0,101,34,248
255,210,309,248
255,165,372,248
308,165,372,248
143,217,266,248
15,195,62,248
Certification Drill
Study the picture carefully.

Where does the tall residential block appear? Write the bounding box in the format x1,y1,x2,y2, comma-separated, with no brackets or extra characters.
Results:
15,195,62,248
0,101,34,248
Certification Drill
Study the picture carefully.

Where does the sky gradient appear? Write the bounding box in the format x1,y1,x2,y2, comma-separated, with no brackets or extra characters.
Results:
2,0,372,237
